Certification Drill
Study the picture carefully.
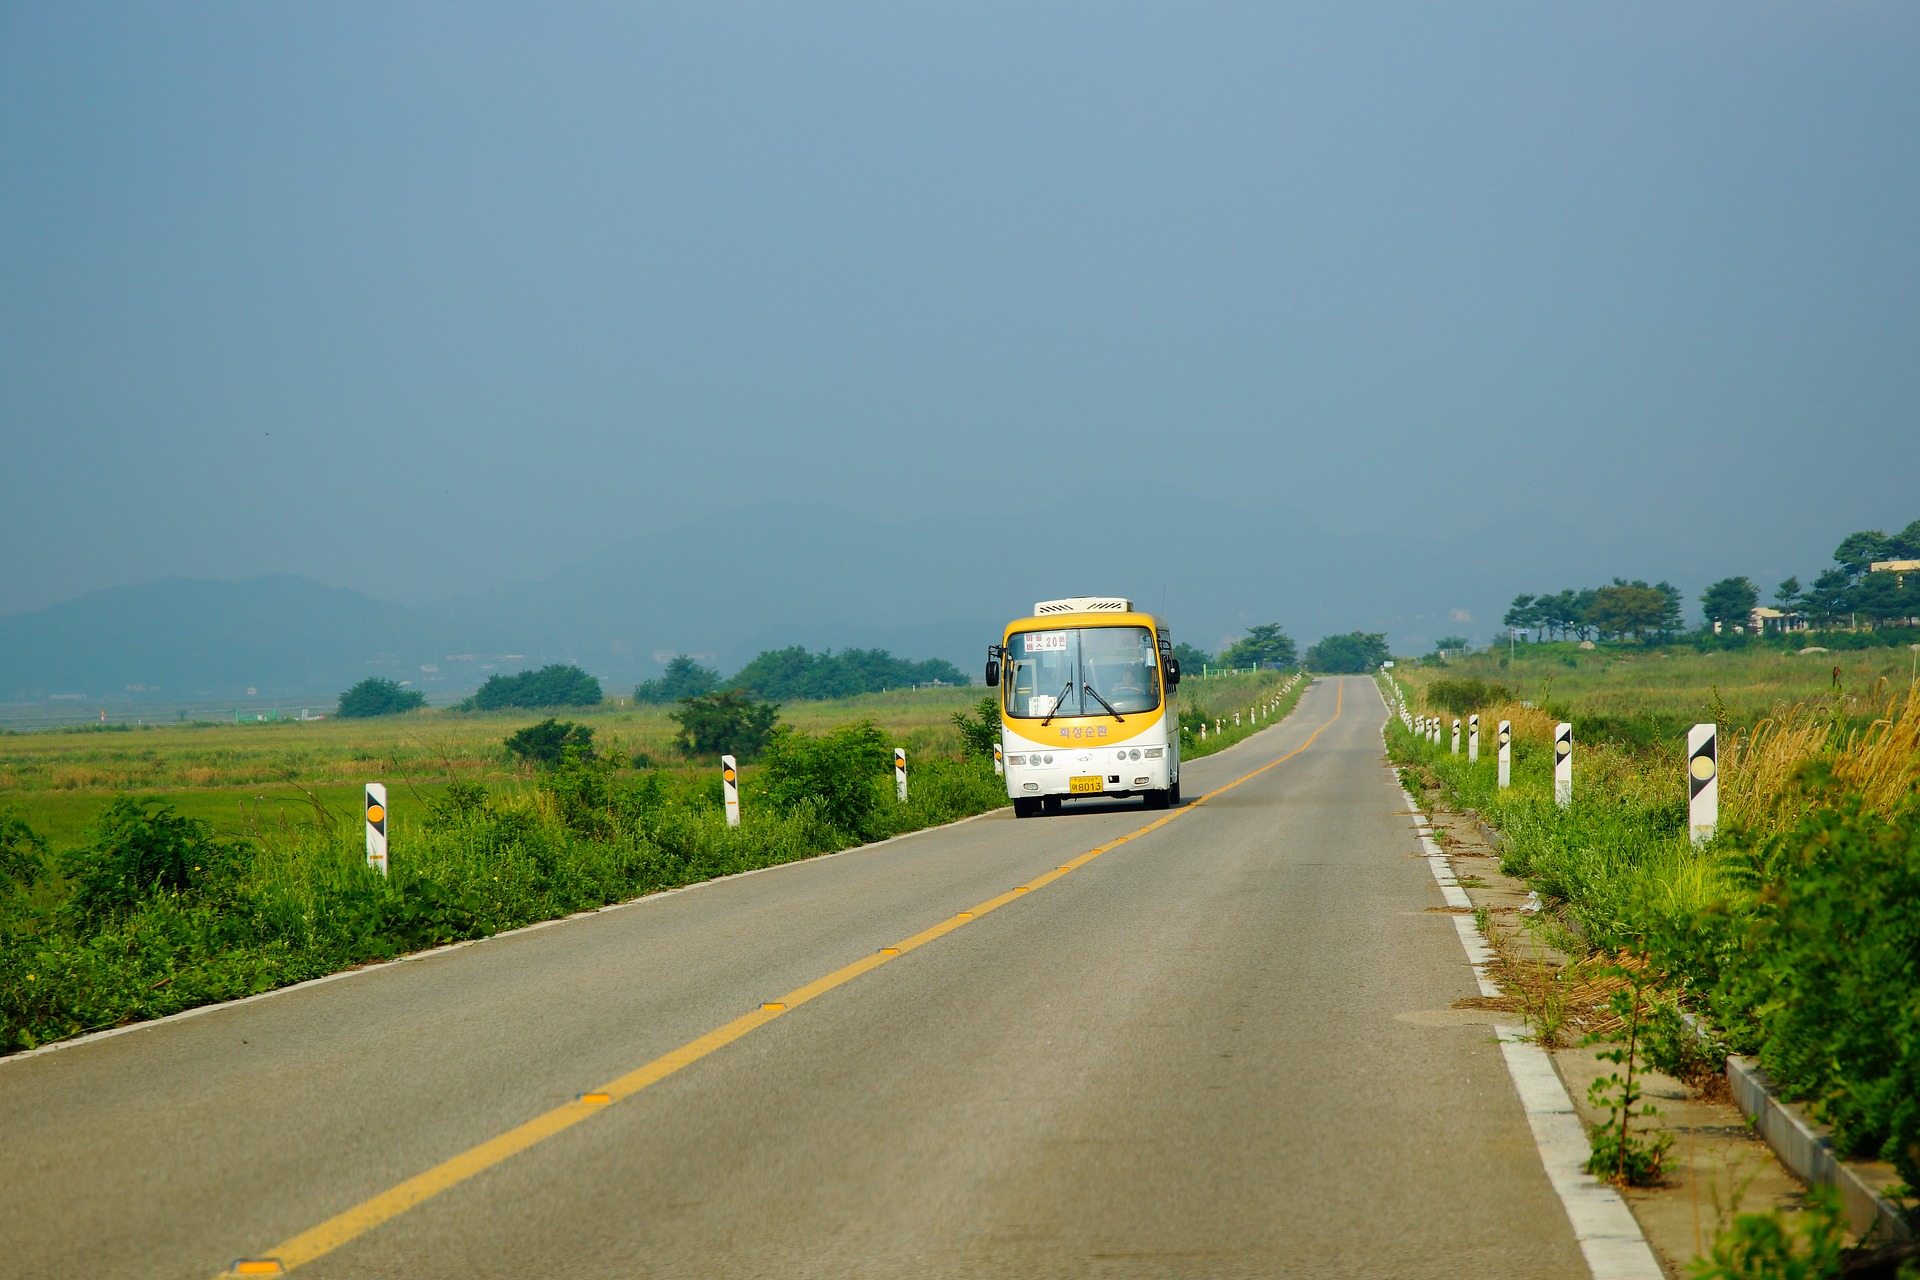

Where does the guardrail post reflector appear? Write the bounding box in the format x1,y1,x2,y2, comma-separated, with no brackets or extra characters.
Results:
1468,714,1480,763
365,783,388,877
1497,720,1511,789
1687,723,1717,845
722,755,740,827
895,747,907,802
993,743,1004,776
1554,723,1573,808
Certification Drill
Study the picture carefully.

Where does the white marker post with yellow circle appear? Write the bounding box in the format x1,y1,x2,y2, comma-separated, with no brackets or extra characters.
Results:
1554,723,1573,808
1451,718,1461,756
721,755,740,828
1468,713,1480,763
993,743,1004,776
1687,723,1717,846
364,782,388,877
1497,720,1512,789
895,747,908,802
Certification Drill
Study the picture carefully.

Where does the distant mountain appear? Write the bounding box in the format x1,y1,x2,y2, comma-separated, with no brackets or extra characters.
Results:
0,498,1515,705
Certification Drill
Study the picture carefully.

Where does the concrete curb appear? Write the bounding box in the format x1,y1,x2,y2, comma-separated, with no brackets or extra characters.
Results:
1726,1055,1912,1243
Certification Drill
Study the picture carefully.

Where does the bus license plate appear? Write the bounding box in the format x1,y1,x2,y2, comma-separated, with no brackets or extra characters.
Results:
1069,775,1104,794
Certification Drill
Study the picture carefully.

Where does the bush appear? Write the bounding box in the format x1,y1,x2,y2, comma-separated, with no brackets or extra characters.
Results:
1739,794,1920,1187
504,719,596,769
670,690,779,760
757,720,893,836
60,797,238,915
336,678,426,719
950,696,1001,759
465,664,602,711
0,807,45,892
1426,678,1511,715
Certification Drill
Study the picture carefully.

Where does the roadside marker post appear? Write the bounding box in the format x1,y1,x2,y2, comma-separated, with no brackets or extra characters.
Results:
992,743,1004,776
364,783,388,878
1468,714,1479,763
1497,720,1511,789
1687,723,1718,845
721,755,740,827
895,748,908,802
1451,718,1461,756
1554,723,1573,808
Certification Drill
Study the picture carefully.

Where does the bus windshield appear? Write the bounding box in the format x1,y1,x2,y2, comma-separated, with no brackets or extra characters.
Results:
1005,625,1161,719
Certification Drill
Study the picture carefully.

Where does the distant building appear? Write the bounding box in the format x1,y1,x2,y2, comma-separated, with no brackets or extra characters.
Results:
1870,559,1920,587
1749,606,1806,634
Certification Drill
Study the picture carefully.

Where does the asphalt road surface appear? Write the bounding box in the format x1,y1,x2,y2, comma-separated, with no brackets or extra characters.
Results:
1,676,1589,1279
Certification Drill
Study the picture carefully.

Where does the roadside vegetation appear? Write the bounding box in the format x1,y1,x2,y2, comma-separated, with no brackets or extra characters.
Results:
1383,647,1920,1200
0,659,1301,1055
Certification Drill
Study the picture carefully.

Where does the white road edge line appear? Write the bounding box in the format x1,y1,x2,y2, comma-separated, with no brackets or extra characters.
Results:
1383,693,1663,1280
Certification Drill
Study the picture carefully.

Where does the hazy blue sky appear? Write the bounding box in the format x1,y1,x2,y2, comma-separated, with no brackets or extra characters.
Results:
4,3,1917,650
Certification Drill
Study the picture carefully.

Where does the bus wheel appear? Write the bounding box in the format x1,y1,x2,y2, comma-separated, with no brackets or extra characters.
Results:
1169,780,1182,806
1013,797,1041,819
1042,796,1063,815
1144,788,1171,810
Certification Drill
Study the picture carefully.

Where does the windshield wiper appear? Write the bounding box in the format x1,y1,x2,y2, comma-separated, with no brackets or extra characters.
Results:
1040,679,1076,727
1082,683,1127,723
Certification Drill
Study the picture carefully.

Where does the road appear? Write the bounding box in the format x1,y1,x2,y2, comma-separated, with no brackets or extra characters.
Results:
1,676,1590,1278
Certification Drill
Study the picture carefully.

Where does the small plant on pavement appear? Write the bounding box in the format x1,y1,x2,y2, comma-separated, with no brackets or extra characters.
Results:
1688,1186,1848,1280
1584,949,1674,1187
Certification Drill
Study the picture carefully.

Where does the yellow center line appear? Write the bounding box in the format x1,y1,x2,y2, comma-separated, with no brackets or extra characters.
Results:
222,679,1345,1276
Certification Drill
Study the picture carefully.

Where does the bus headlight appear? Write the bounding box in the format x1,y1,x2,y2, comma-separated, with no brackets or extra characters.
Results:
1143,747,1163,758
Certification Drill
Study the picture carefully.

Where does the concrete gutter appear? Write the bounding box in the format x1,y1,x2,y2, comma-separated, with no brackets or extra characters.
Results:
1727,1055,1912,1243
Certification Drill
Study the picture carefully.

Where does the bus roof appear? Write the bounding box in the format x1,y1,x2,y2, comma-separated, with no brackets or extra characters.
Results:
1002,610,1167,641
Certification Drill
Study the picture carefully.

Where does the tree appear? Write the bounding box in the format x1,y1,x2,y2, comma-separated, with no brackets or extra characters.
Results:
1774,577,1803,611
337,677,427,719
1304,632,1391,674
1217,624,1297,670
1586,585,1667,641
1890,518,1920,559
670,690,779,759
634,656,720,705
727,647,969,701
1806,567,1855,627
1433,635,1469,654
466,664,603,711
1654,582,1685,635
1700,577,1760,631
1833,530,1891,577
503,719,596,769
1171,641,1214,672
1502,594,1539,639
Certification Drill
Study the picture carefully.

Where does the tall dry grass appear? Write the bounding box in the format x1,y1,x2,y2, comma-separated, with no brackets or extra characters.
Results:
1723,680,1920,836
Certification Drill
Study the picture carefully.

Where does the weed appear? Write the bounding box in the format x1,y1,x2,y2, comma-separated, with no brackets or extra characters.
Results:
1584,949,1675,1187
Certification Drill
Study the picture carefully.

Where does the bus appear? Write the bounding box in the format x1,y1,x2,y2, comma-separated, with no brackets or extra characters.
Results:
985,596,1182,817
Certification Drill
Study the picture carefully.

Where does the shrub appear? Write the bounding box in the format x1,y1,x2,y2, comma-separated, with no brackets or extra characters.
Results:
1740,793,1920,1187
0,807,45,892
60,797,238,915
757,720,892,836
1426,678,1512,715
504,720,595,769
670,690,779,760
950,696,1000,759
336,678,426,718
1304,632,1390,674
466,664,602,711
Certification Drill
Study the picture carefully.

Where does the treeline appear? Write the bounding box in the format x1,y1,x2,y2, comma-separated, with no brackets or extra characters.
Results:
1501,516,1920,644
634,647,968,705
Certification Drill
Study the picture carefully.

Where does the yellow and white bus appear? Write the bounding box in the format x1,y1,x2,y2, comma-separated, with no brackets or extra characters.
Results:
985,596,1183,817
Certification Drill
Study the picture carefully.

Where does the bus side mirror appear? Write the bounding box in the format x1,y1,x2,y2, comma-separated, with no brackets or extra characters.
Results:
985,659,1000,687
1165,658,1181,687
